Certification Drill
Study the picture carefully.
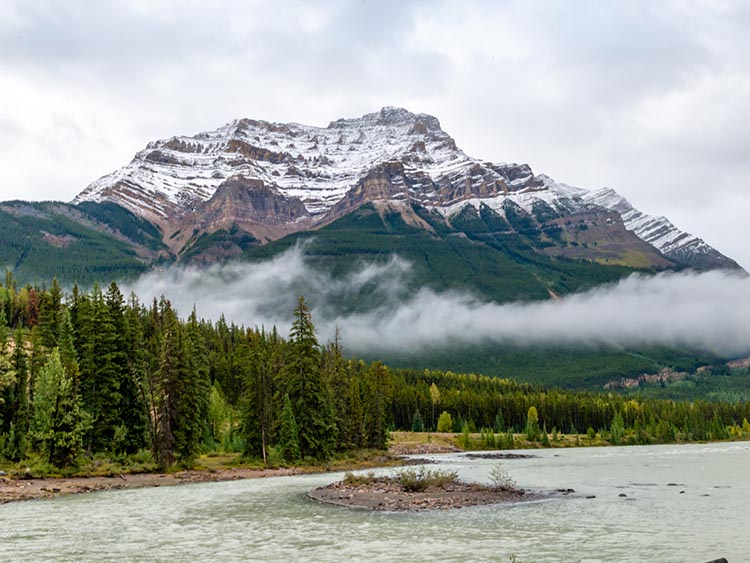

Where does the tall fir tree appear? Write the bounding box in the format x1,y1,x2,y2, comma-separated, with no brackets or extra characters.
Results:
37,279,63,350
5,330,29,460
277,393,300,462
282,297,336,460
30,348,84,467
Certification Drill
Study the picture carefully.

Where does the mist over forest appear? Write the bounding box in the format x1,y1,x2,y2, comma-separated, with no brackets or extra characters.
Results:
126,246,750,358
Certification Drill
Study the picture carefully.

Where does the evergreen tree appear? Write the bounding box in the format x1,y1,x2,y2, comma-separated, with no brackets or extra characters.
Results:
411,408,424,432
5,330,29,460
494,410,505,433
322,332,352,449
282,297,336,460
30,349,83,467
175,309,210,464
108,283,146,454
242,330,281,461
362,362,391,449
0,315,16,436
36,279,63,349
277,393,300,462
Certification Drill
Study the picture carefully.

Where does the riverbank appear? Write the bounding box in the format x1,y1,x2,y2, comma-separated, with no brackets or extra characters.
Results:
1,430,737,504
0,466,303,503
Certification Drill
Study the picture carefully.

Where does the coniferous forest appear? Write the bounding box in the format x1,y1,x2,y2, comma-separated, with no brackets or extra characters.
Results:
1,273,749,472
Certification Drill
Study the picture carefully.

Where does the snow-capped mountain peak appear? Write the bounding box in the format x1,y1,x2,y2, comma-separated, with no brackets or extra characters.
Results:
72,108,740,271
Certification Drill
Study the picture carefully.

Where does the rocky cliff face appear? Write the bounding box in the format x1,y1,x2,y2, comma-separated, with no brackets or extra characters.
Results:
73,107,741,271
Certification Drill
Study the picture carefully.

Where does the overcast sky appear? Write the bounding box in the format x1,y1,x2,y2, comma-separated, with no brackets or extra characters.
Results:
1,0,748,269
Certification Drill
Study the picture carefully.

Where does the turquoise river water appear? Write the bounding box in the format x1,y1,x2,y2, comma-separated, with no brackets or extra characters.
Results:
1,442,748,563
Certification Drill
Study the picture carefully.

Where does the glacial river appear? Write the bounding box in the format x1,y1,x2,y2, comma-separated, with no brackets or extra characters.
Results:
1,442,748,563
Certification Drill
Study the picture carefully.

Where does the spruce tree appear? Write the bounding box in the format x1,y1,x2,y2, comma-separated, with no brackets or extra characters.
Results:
6,330,29,460
282,297,336,460
411,408,424,432
242,330,281,462
175,309,210,464
108,283,146,453
36,279,63,349
30,348,83,467
322,332,351,449
278,393,300,462
0,313,16,436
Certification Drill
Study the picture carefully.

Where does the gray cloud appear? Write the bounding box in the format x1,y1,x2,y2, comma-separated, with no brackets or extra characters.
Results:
125,247,750,358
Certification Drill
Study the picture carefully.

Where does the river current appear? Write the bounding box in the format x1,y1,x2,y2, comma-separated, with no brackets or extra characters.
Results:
1,442,747,563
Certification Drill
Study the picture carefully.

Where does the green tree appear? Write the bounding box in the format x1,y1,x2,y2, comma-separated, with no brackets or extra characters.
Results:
5,330,28,460
437,411,453,433
207,382,228,447
282,297,336,460
525,406,539,442
494,410,505,433
411,408,424,432
277,393,300,462
610,412,625,445
30,349,84,467
429,382,440,431
36,279,63,350
242,330,282,462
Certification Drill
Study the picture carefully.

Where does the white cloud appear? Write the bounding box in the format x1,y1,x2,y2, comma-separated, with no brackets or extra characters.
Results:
0,0,748,267
125,247,750,358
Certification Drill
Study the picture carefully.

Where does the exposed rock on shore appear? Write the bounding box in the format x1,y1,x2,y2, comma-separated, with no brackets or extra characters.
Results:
308,475,536,512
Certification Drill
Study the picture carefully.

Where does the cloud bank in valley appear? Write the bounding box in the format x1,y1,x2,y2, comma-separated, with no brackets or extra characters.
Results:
126,246,750,358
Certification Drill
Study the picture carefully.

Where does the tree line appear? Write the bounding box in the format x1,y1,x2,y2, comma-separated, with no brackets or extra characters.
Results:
0,274,748,470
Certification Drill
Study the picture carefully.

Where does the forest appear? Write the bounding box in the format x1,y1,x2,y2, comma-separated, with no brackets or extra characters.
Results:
1,272,749,472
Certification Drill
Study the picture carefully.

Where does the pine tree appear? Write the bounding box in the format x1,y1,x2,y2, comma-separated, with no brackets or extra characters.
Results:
36,279,63,349
282,297,336,460
108,283,146,454
322,332,352,449
30,349,83,467
76,286,122,452
242,330,281,461
277,393,300,462
175,309,210,464
411,408,424,432
0,313,16,437
361,362,391,449
153,301,180,468
6,330,29,460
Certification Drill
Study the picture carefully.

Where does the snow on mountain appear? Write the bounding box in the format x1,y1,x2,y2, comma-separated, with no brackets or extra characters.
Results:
73,107,740,270
75,107,470,219
583,188,739,269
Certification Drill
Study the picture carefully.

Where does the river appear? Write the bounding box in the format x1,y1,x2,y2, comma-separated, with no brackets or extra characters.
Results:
1,442,747,563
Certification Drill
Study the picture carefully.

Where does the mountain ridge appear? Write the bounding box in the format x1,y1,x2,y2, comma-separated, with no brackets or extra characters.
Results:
72,106,740,272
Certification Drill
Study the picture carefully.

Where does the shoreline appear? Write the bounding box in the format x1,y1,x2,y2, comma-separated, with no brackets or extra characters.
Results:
3,436,740,505
0,466,304,504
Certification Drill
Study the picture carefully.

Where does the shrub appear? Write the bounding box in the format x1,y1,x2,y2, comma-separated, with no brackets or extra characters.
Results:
395,467,458,492
343,471,376,486
488,462,516,490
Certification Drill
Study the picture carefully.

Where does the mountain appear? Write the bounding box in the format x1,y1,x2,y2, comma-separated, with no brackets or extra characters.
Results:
72,106,740,273
1,107,741,287
2,107,744,389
